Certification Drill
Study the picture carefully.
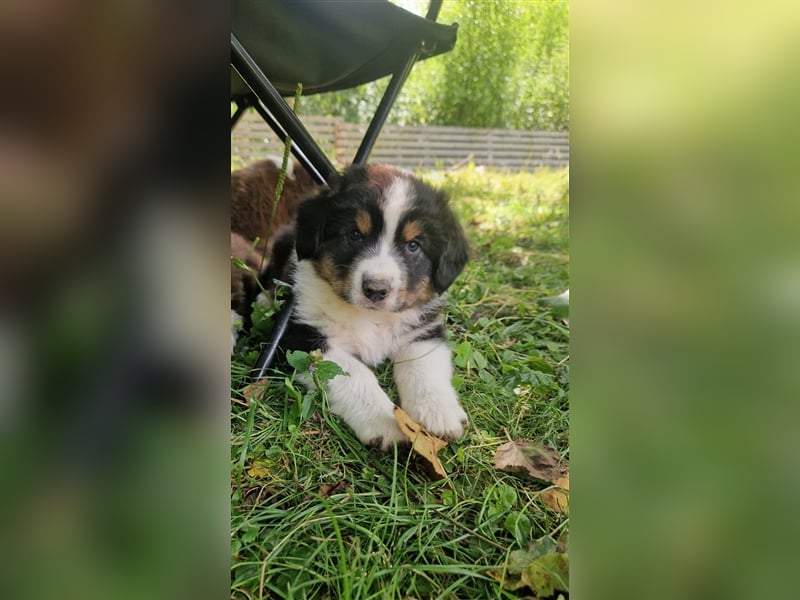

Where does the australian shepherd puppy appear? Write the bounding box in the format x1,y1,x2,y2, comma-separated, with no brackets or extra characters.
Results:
271,164,471,449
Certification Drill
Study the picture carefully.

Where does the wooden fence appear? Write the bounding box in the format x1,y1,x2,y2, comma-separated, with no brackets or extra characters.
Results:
232,113,568,171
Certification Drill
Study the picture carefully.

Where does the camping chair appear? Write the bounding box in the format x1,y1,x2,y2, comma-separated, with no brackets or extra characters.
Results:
231,0,458,376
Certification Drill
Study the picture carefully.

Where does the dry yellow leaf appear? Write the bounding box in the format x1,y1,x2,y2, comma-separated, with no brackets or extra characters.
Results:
394,406,448,480
540,473,570,512
246,462,270,479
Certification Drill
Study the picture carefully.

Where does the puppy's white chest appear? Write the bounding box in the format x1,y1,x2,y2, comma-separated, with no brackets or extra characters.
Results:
325,312,404,365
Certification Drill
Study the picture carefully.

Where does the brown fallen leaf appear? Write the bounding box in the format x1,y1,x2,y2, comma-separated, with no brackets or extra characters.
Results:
238,380,270,404
318,480,349,498
303,480,350,502
556,529,569,554
394,407,448,480
494,440,566,484
238,484,280,506
540,473,570,513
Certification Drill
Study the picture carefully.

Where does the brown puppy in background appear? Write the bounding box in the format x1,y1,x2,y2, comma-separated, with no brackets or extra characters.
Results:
231,157,319,245
230,158,319,351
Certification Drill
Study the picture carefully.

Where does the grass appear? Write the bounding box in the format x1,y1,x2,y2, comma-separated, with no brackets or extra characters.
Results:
231,165,569,599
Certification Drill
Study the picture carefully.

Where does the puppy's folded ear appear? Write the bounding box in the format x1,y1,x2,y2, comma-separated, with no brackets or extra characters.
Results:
295,191,332,260
434,232,470,294
432,192,471,294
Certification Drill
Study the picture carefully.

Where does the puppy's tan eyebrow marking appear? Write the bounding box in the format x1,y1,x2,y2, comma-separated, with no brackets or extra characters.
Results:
355,210,372,235
402,220,422,242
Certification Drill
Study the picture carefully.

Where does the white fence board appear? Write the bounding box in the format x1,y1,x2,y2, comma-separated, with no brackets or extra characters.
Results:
232,113,569,171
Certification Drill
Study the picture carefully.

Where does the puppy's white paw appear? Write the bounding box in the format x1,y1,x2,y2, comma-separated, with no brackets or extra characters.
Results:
406,394,468,441
327,395,407,451
356,414,407,451
394,341,468,441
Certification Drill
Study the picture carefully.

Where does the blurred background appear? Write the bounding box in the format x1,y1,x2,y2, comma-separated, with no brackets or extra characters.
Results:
0,2,229,598
571,1,800,598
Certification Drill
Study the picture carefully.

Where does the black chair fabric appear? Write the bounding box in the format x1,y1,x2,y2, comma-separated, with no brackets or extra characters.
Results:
231,0,457,98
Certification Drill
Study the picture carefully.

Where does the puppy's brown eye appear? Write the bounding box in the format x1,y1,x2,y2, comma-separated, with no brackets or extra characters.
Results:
406,240,421,253
349,230,363,242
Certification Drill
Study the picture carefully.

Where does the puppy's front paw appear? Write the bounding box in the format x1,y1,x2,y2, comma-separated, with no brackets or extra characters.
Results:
363,421,408,451
407,395,468,441
345,410,407,451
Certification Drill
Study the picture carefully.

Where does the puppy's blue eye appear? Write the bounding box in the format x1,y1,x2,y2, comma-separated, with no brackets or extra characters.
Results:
406,240,421,253
349,230,363,242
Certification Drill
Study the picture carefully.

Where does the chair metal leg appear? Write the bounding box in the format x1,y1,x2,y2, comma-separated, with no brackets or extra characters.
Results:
251,294,296,380
250,101,329,186
425,0,443,21
231,33,339,185
353,53,418,165
231,100,248,130
353,0,440,165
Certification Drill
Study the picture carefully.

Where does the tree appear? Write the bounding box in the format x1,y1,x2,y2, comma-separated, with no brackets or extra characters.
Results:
301,0,569,131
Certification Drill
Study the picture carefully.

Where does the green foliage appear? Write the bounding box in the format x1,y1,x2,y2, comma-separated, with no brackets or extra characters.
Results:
281,350,350,432
488,535,568,595
433,0,569,130
435,1,520,128
285,349,349,384
300,0,569,130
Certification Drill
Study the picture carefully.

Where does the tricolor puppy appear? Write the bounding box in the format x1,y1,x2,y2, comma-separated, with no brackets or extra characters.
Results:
275,164,471,449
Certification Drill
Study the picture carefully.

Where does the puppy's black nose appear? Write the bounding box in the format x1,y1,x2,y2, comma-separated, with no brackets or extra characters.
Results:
362,277,391,302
